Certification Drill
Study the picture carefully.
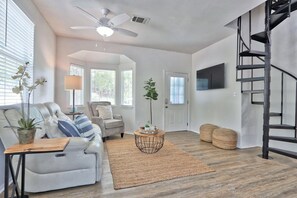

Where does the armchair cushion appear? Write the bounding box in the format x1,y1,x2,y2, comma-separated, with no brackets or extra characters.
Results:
104,119,124,129
96,105,113,119
58,120,80,137
74,115,96,141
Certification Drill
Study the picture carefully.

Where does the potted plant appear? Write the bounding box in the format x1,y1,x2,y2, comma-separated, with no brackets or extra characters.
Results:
11,62,46,144
143,78,158,125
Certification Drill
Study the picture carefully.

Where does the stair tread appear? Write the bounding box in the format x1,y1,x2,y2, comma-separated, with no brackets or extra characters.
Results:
269,112,282,117
237,77,265,82
272,0,291,9
269,147,297,159
237,64,265,70
269,124,295,129
269,136,297,143
251,32,267,43
272,0,297,13
239,50,267,57
242,90,264,94
270,13,288,30
252,101,264,105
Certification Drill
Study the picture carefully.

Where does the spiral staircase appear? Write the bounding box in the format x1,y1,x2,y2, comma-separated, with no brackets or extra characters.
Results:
236,0,297,159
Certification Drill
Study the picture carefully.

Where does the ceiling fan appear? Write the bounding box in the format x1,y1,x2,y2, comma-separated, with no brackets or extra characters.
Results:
71,6,138,38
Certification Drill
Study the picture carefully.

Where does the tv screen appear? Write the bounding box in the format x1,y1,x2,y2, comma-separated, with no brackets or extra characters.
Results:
196,63,225,90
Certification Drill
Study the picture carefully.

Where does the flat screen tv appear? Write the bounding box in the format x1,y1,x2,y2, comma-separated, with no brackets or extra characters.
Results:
196,63,225,90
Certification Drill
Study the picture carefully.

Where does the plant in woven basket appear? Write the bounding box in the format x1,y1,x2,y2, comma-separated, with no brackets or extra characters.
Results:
143,78,158,125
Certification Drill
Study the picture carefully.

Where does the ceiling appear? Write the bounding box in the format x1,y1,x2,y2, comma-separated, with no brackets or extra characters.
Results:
32,0,264,54
68,50,134,65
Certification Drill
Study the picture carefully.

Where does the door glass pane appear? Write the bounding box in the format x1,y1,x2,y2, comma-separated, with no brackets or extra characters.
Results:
170,77,185,104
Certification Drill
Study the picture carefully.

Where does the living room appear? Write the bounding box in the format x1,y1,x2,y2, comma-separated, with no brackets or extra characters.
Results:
1,0,297,197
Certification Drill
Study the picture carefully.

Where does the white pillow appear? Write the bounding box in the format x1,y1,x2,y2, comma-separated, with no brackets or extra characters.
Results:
56,111,72,121
44,117,66,138
96,105,113,120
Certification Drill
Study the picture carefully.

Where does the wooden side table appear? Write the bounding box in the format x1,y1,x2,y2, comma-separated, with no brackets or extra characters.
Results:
64,112,83,120
4,138,70,198
134,129,165,154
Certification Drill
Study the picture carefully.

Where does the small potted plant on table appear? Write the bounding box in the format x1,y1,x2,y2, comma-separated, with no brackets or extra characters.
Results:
11,62,46,144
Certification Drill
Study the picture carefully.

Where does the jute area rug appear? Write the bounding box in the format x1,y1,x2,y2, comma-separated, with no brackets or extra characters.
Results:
106,139,215,190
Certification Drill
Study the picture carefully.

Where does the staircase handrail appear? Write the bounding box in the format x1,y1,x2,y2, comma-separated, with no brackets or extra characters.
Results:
237,24,297,81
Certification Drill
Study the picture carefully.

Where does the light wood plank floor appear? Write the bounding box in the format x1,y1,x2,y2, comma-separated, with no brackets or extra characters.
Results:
2,131,297,198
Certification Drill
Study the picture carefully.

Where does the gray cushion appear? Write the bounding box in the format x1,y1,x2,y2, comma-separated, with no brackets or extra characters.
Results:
104,119,124,129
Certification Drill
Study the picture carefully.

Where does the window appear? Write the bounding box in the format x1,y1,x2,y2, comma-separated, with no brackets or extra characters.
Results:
91,69,116,104
170,77,185,104
121,70,133,106
0,0,34,105
69,64,84,106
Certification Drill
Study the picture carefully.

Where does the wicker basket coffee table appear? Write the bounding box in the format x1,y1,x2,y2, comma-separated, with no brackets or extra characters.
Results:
134,129,165,154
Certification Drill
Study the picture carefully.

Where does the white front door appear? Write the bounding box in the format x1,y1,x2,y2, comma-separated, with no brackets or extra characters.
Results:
164,72,188,131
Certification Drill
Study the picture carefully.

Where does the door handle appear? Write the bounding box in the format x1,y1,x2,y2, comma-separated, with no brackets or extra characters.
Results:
165,106,168,108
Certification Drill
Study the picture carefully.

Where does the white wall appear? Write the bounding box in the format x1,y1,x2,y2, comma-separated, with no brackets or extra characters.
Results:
0,0,56,192
190,34,243,147
55,37,192,131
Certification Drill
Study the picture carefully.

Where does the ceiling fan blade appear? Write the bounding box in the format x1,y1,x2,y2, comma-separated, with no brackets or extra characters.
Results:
113,28,138,37
74,6,98,23
108,13,130,27
70,26,96,30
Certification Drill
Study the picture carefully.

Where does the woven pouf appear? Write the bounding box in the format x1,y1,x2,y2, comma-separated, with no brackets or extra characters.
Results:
212,128,237,150
199,124,219,143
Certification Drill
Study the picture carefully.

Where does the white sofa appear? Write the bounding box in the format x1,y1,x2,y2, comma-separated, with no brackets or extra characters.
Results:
0,102,104,193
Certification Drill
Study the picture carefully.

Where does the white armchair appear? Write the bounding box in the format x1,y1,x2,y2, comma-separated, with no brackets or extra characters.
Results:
88,101,125,142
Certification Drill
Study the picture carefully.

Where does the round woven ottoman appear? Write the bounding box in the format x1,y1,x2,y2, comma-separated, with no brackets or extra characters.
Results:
212,128,237,150
199,124,219,143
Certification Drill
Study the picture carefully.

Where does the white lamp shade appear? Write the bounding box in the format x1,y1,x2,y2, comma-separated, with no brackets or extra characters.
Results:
96,26,114,37
64,75,82,90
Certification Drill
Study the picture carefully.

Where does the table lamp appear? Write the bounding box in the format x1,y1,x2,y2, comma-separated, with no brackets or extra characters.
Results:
64,75,82,113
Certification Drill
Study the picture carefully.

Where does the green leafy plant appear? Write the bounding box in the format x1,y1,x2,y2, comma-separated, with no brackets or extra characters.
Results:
143,78,158,125
11,62,46,130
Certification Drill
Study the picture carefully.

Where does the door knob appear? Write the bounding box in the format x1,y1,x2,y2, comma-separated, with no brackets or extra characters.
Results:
165,106,168,108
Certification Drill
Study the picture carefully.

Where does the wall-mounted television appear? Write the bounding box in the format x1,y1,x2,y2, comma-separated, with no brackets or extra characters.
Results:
196,63,225,90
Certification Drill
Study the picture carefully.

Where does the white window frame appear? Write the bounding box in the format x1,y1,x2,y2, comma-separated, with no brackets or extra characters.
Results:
120,69,133,106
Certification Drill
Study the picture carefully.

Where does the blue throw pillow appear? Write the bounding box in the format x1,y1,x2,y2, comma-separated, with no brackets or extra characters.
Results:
58,120,80,137
74,115,95,141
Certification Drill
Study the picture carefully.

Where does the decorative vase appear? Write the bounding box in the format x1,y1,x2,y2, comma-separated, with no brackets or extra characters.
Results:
17,128,36,144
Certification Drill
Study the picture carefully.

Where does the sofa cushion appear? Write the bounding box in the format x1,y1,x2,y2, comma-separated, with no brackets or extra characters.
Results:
44,117,66,138
104,119,124,129
74,115,95,140
58,120,80,137
96,105,113,120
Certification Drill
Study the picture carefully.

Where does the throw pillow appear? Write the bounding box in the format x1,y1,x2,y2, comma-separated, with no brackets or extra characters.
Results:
96,105,113,120
58,120,80,137
56,111,72,121
44,117,66,138
74,115,96,141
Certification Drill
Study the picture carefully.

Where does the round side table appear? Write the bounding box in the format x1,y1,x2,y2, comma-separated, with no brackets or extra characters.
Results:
134,129,165,154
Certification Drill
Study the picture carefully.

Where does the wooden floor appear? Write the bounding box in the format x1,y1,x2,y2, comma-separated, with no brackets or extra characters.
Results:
3,131,297,198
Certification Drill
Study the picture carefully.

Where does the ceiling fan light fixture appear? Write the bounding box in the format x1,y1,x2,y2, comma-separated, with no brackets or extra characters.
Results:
96,26,114,37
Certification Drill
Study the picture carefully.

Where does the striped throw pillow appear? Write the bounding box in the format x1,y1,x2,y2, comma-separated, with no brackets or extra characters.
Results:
74,115,96,141
58,120,80,137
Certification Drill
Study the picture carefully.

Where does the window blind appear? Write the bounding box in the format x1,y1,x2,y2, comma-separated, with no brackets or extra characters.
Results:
0,0,34,105
0,0,6,47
